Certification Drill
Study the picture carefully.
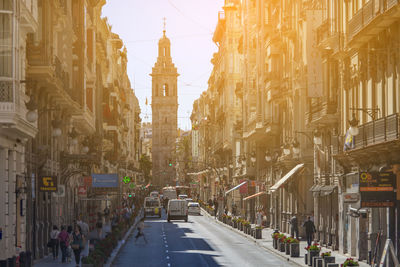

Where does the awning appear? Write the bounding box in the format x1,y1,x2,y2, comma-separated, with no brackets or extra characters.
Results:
243,191,267,201
225,181,247,195
187,169,209,176
145,183,151,188
269,163,305,192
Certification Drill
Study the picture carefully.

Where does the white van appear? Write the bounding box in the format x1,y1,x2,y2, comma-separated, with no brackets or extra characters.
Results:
144,197,161,218
167,199,188,222
150,191,159,198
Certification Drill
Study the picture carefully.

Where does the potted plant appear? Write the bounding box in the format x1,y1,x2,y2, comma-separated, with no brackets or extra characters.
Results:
255,226,262,239
222,214,227,224
243,220,251,234
321,251,335,266
81,256,94,267
232,218,238,228
289,238,300,257
305,242,321,266
278,234,286,252
284,237,292,255
342,258,359,266
227,215,232,226
271,232,280,249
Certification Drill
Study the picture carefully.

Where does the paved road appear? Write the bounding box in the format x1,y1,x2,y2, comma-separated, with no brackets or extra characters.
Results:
113,210,295,267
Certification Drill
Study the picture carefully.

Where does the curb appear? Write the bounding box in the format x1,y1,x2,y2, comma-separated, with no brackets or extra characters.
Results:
105,208,143,267
201,208,304,267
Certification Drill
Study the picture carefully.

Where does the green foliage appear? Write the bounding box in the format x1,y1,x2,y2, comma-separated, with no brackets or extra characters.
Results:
139,154,152,183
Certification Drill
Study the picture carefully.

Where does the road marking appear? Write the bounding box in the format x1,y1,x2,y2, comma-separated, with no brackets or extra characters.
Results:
167,264,171,267
166,250,168,253
165,245,168,247
166,256,170,259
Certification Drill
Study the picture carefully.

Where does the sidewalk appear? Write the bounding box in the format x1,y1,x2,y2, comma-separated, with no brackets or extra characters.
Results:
202,209,369,267
34,209,143,267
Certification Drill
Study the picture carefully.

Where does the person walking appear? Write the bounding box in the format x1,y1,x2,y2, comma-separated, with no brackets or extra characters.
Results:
49,225,60,260
256,210,263,226
71,225,84,267
58,226,70,263
66,225,73,262
302,216,316,246
290,215,299,240
135,218,148,244
213,198,218,219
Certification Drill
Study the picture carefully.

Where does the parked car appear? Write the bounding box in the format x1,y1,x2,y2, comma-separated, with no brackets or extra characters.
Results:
188,202,201,215
167,199,188,222
144,197,161,218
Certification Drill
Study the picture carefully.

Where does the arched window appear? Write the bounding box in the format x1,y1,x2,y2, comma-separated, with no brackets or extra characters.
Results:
164,47,167,57
163,84,169,96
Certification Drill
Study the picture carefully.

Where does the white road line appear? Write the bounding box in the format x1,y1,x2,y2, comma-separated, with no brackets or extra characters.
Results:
166,256,170,259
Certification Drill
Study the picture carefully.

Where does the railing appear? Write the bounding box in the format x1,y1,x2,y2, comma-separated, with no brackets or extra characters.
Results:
0,81,13,102
353,114,399,149
348,0,400,42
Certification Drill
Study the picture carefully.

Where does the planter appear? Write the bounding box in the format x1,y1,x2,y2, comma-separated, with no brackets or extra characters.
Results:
290,243,300,257
273,238,278,249
250,228,255,236
313,257,322,267
305,253,308,265
308,250,320,266
279,241,285,252
233,221,237,228
222,217,226,224
255,228,262,239
322,256,335,267
285,243,290,255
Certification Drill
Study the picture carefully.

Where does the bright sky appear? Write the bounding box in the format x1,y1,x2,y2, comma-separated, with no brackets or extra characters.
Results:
102,0,224,130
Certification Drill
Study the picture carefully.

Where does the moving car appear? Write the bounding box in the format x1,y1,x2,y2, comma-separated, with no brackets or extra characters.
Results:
150,191,159,198
185,198,193,204
167,199,188,222
144,197,161,218
178,194,188,200
188,202,201,215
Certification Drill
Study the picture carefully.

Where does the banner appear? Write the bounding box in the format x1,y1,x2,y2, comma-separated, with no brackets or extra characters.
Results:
306,10,323,98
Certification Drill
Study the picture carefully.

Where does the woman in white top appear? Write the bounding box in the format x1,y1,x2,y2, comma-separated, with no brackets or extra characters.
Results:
49,225,60,260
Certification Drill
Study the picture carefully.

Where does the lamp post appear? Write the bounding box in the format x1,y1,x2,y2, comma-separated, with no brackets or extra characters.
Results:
348,114,360,136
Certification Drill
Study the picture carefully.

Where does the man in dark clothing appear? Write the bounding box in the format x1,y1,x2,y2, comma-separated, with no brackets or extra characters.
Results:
213,198,218,218
289,215,299,239
302,216,316,246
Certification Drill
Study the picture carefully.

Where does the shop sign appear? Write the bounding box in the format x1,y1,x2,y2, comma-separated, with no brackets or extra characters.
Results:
343,192,360,203
39,176,57,192
359,172,396,208
78,186,87,197
92,173,118,188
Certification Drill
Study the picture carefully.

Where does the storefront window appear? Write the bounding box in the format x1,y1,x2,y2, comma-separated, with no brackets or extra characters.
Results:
0,0,13,78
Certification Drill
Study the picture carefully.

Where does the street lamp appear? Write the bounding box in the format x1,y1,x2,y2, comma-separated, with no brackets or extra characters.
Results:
283,143,291,156
51,119,62,137
292,139,300,155
25,96,38,123
349,114,360,136
250,151,256,164
69,127,79,146
313,129,322,145
265,150,272,162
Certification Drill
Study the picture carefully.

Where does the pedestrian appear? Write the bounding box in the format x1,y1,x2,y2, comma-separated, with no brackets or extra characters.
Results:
289,215,299,240
58,226,70,263
302,216,316,246
71,225,84,267
66,225,73,262
256,210,263,226
49,225,60,260
213,198,218,218
88,221,106,251
135,218,148,244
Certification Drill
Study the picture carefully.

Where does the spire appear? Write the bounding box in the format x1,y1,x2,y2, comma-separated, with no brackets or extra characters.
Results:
163,17,166,37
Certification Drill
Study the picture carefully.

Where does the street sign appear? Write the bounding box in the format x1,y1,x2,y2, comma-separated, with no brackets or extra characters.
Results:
92,173,118,188
52,185,65,197
360,172,396,207
39,176,57,192
343,192,360,203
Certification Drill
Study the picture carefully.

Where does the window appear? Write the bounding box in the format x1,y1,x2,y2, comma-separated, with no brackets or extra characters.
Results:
163,83,169,96
0,0,13,78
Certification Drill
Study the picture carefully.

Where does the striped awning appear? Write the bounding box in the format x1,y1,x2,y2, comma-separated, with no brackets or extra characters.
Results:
225,181,247,195
243,191,267,201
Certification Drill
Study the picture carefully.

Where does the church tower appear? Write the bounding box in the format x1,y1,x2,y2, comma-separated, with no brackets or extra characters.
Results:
151,27,178,186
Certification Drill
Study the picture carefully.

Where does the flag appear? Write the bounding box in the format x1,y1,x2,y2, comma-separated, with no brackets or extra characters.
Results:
343,130,355,151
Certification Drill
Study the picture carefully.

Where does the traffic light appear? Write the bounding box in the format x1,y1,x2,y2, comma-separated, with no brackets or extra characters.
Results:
168,159,173,167
128,192,133,198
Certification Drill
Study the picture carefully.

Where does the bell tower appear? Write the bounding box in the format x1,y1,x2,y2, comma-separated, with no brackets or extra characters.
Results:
151,25,179,186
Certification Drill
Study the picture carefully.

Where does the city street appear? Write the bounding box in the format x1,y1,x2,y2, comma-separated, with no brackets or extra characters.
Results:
113,210,295,267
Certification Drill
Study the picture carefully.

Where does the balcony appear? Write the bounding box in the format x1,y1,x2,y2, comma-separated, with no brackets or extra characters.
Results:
306,100,338,126
316,19,342,52
353,113,399,149
347,0,400,47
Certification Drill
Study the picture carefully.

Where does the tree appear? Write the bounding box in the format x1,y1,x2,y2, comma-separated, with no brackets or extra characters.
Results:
139,154,152,183
176,135,192,184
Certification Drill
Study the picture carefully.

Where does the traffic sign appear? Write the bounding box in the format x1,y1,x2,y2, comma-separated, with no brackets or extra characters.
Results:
39,176,57,192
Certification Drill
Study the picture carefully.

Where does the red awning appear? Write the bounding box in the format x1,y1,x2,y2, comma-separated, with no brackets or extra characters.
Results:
243,191,267,201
